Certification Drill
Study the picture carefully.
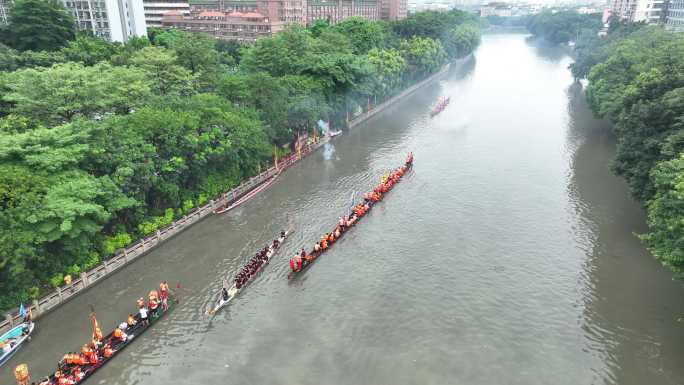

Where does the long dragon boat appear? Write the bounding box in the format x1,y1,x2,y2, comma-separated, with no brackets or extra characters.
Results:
215,172,281,214
207,229,292,315
430,97,450,117
34,290,175,385
288,153,413,276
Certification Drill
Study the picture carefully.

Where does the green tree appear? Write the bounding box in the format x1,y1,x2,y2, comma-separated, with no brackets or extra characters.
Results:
526,10,602,44
643,154,684,275
129,46,194,95
367,48,407,96
308,19,330,37
1,62,152,125
392,9,474,40
399,36,447,79
443,23,481,59
61,35,122,66
331,17,386,54
4,0,75,51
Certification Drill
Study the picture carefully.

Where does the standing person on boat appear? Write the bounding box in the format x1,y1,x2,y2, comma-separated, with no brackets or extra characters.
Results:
159,281,169,311
139,303,149,326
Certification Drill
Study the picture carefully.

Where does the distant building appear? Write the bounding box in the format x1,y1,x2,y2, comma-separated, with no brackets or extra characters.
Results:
306,0,380,24
633,0,665,22
0,0,8,24
577,6,600,14
610,0,638,20
380,0,407,20
480,2,512,17
665,0,684,29
0,0,147,41
161,8,285,41
410,0,452,12
143,0,191,27
61,0,147,42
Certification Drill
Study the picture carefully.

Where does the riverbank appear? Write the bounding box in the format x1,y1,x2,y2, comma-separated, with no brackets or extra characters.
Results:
348,55,473,129
0,138,328,334
0,57,467,335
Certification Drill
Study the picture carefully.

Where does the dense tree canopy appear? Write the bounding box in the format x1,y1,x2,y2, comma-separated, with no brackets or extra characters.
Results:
526,10,602,44
0,11,480,310
2,0,75,51
565,23,684,277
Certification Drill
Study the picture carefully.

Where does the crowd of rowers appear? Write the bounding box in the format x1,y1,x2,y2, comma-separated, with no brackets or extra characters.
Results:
289,152,413,273
231,231,287,292
40,282,171,385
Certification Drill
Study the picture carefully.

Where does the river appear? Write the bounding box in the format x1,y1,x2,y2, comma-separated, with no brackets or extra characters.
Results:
4,33,684,385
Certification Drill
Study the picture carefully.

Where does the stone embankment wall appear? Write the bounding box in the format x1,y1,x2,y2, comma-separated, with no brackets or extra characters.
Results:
0,140,326,334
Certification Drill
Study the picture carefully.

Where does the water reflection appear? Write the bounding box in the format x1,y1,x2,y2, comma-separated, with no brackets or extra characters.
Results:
4,34,684,385
525,36,569,63
566,81,684,385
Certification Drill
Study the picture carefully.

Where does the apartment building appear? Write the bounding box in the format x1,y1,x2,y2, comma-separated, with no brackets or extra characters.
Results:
161,9,286,41
0,0,8,24
306,0,380,24
143,0,190,27
380,0,406,20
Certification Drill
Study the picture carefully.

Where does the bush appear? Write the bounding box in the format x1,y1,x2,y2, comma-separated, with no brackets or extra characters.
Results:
102,232,133,255
137,208,175,236
49,273,64,288
28,286,39,299
182,199,194,214
197,193,207,206
66,264,81,276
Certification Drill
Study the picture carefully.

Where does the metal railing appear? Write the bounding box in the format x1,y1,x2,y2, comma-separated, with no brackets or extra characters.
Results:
0,140,326,335
348,63,452,129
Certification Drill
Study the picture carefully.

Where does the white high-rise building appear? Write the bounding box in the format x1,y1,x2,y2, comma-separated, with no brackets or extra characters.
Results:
0,0,10,24
142,0,190,27
62,0,147,42
633,0,665,22
610,0,638,20
665,0,684,29
0,0,147,42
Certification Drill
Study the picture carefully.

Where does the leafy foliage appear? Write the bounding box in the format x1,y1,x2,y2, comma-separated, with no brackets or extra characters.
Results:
1,0,75,51
576,25,684,276
526,10,602,44
1,63,152,125
0,13,479,310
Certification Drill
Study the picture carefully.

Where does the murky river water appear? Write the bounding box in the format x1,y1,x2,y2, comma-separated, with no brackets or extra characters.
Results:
4,33,684,385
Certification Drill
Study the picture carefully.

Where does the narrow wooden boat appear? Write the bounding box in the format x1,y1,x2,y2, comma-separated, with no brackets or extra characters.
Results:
430,97,450,117
289,155,413,277
0,322,34,367
208,230,292,315
215,172,280,215
38,295,175,385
